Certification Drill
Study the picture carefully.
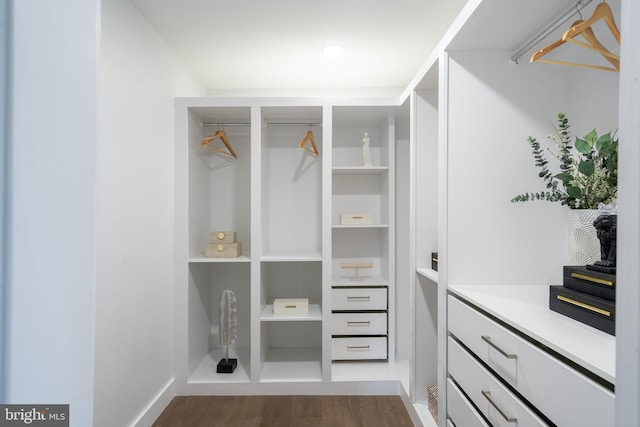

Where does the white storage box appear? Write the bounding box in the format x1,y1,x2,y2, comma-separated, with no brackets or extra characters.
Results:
340,213,373,225
205,241,242,258
273,298,309,315
209,231,237,243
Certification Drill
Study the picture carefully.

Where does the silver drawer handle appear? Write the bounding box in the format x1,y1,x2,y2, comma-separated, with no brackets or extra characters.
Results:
481,335,517,359
347,296,370,301
347,321,371,326
347,345,370,351
482,390,517,423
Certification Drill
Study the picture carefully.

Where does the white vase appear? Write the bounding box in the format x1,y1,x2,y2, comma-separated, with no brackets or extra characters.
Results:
568,209,600,265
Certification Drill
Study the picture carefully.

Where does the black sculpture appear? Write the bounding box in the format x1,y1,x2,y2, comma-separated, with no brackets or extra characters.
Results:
588,214,617,273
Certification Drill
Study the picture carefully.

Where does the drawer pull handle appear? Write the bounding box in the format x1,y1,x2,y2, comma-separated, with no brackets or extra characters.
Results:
481,335,517,359
347,345,370,351
481,390,517,423
347,296,370,301
347,321,371,326
557,295,612,316
571,272,614,287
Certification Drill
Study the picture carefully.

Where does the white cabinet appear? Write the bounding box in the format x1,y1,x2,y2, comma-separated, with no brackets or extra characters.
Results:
258,106,325,382
330,106,397,362
446,378,490,427
174,99,408,391
447,288,615,427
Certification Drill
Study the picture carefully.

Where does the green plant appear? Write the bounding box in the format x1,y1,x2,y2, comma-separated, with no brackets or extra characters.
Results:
511,113,618,209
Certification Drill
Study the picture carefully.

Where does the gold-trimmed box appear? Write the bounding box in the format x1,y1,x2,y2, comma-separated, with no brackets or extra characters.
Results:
209,231,237,243
340,213,373,225
205,241,242,258
273,298,309,315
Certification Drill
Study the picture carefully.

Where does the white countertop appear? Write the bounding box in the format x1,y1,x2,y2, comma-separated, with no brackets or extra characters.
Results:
448,284,615,385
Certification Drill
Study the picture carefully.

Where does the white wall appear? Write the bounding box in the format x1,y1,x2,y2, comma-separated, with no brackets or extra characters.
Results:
446,51,574,286
6,1,99,426
0,0,8,402
95,0,205,426
616,0,640,424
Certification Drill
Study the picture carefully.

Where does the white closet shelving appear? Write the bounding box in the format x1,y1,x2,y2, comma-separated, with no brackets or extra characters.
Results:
330,105,396,366
175,105,254,389
407,0,622,425
174,99,409,394
258,106,324,382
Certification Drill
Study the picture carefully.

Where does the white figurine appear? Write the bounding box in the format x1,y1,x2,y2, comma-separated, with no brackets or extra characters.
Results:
362,131,372,167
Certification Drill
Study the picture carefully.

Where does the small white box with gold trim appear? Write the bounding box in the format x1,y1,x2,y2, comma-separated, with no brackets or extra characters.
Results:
273,298,309,315
340,213,373,225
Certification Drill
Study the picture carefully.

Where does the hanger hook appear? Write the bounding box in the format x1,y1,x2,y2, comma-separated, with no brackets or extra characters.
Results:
575,0,583,20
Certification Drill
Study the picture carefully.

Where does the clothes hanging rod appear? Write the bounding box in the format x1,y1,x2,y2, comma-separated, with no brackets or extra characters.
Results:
266,122,322,126
201,122,251,127
510,0,594,64
202,122,322,127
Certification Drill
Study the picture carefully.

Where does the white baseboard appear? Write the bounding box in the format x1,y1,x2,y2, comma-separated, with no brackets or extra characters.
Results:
132,379,175,427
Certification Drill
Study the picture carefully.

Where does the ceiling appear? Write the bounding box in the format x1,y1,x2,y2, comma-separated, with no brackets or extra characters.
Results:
130,0,468,96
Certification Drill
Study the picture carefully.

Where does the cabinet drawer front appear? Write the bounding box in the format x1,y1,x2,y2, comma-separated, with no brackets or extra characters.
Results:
332,288,387,310
448,296,614,427
331,312,387,335
331,337,387,360
447,378,490,427
449,337,547,427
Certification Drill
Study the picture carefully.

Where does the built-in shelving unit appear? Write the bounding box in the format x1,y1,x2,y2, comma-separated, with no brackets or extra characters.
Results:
406,1,622,425
330,105,397,366
174,99,409,395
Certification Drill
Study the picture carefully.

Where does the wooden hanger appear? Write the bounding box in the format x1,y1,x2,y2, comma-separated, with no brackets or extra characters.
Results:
298,130,319,156
530,18,619,72
563,2,620,45
200,129,237,159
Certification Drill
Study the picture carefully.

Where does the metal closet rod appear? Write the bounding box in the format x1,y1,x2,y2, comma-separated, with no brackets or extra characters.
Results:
202,122,250,127
266,122,321,126
202,122,322,127
510,0,595,64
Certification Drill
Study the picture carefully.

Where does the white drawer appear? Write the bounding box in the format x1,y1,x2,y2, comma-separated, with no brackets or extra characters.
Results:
331,336,387,360
447,378,490,427
448,295,615,427
448,337,546,427
332,287,387,310
331,312,387,335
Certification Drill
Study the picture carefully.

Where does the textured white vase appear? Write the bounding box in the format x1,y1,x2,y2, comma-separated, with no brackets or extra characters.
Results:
568,209,600,265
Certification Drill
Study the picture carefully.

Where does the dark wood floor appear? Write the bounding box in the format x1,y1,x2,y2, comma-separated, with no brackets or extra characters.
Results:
153,395,415,427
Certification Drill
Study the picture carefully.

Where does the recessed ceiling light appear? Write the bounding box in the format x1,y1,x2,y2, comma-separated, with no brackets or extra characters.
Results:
322,44,345,58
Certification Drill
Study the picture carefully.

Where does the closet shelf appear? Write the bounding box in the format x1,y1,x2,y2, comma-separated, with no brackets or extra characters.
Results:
189,255,251,263
260,347,323,382
261,250,322,262
189,348,250,384
417,268,438,284
332,224,389,229
332,275,389,287
332,166,389,175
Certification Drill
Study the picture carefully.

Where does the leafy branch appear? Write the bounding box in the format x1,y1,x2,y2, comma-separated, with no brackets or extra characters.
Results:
511,113,618,209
